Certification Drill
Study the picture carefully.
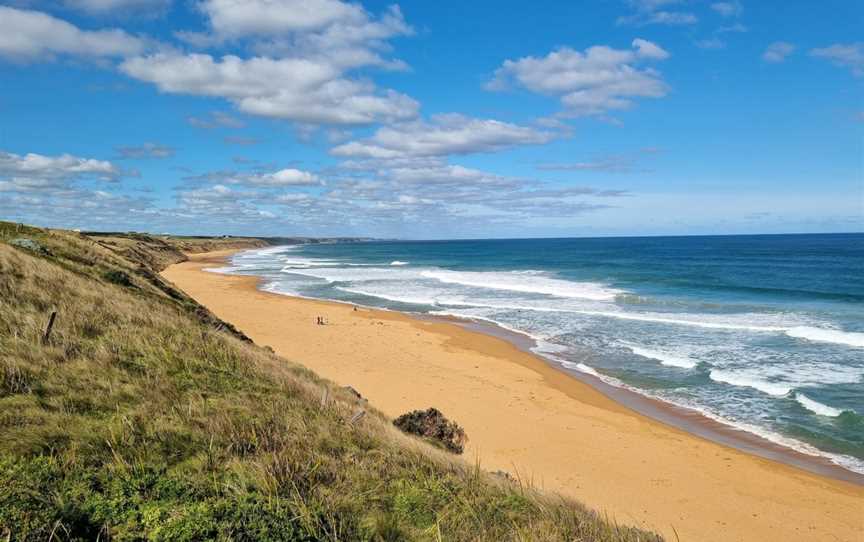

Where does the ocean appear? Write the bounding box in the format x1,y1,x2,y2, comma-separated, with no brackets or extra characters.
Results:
213,234,864,475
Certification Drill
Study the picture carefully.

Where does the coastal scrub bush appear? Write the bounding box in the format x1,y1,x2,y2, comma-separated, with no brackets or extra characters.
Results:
393,407,468,454
102,268,134,287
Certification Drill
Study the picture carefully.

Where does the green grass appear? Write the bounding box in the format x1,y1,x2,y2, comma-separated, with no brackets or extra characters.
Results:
0,221,662,541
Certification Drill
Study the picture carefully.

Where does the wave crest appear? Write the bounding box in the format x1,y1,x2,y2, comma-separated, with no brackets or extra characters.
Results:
794,393,845,417
786,326,864,348
420,269,622,301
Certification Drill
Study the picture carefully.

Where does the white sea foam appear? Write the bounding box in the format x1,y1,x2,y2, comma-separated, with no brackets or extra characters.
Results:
284,266,413,282
277,264,864,354
666,395,864,475
247,245,295,256
557,363,864,475
627,345,697,369
786,326,864,348
561,361,600,376
795,393,845,417
336,286,448,306
420,269,622,301
709,370,793,396
576,310,789,332
707,361,863,399
344,289,601,314
280,258,345,269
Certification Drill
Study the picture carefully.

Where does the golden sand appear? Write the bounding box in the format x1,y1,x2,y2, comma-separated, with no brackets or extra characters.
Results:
163,250,864,542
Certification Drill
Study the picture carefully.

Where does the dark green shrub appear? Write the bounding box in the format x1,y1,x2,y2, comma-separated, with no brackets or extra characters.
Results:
103,269,134,287
393,408,467,454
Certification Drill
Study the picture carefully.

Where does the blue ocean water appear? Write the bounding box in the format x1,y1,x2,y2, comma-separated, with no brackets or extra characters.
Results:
216,234,864,473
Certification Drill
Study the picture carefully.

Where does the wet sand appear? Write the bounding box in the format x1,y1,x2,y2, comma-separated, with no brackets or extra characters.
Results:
163,249,864,542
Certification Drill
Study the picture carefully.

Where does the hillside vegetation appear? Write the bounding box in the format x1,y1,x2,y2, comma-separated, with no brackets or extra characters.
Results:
0,221,662,541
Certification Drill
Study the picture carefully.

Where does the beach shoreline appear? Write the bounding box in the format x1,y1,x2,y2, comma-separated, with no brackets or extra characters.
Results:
438,314,864,485
162,248,864,542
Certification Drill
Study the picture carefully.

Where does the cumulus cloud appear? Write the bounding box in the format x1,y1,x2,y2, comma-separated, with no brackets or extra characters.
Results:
0,189,154,231
0,6,147,62
116,0,418,127
182,166,323,187
178,0,412,71
116,142,175,159
810,43,864,76
0,150,120,191
200,0,366,36
121,53,418,125
245,168,322,186
0,149,144,229
762,42,796,63
384,164,523,188
617,0,697,26
330,114,554,159
322,159,625,224
486,39,670,117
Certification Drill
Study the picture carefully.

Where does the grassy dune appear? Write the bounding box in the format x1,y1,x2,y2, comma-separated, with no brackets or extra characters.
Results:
0,222,661,541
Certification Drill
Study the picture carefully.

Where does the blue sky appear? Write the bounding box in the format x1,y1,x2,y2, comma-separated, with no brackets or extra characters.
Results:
0,0,861,238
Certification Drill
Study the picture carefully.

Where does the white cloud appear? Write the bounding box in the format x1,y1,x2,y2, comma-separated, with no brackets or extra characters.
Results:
632,38,671,60
319,159,624,227
626,0,682,9
0,6,147,62
116,142,175,159
385,164,522,188
121,53,418,125
276,193,312,203
0,150,133,229
183,166,323,187
762,41,796,63
120,0,416,127
538,158,636,173
187,111,245,129
330,114,554,159
187,1,412,71
64,0,170,14
0,150,119,191
710,1,742,18
200,0,365,36
486,39,670,117
245,168,322,186
810,43,864,77
646,11,697,25
617,1,697,26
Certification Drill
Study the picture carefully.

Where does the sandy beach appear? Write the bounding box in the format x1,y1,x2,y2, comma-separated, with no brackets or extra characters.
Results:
163,249,864,542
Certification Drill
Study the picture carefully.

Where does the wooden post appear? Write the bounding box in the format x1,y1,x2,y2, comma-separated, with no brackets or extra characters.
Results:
320,388,329,408
42,310,57,344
